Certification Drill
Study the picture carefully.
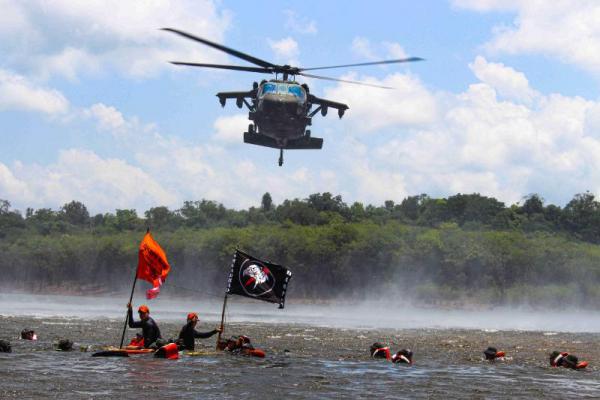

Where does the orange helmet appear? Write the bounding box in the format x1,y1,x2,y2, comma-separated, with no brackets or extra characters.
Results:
187,312,198,321
138,305,150,314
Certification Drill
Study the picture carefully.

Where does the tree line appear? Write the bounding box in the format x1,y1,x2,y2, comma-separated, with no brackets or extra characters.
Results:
1,192,600,307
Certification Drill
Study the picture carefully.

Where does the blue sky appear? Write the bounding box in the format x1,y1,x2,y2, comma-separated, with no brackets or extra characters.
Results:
2,0,600,213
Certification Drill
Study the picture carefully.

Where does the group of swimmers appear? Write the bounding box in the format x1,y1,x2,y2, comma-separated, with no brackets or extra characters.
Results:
124,303,265,358
369,343,589,370
0,305,591,369
0,303,265,359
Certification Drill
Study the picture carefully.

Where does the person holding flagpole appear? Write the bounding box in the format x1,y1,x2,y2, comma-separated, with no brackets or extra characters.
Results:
118,230,171,350
127,303,162,349
177,313,221,351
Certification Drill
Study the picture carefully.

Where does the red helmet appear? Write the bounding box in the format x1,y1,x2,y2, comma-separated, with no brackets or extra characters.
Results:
187,312,198,321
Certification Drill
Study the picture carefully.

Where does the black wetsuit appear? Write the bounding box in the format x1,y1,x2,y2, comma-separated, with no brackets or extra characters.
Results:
128,308,161,348
178,322,218,351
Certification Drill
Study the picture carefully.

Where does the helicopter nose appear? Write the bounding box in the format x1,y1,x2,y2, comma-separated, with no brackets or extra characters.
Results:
262,97,299,113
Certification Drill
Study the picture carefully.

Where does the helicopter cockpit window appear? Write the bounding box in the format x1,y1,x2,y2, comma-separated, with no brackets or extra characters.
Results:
260,83,277,96
287,85,305,100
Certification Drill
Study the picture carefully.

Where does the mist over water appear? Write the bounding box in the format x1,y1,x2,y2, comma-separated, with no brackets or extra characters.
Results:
2,292,600,333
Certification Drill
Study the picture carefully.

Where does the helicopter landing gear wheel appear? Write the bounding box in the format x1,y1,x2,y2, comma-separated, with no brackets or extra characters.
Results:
305,129,311,138
248,124,255,134
278,149,284,167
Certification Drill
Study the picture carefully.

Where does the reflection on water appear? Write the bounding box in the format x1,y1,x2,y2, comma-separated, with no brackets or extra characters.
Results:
1,294,600,398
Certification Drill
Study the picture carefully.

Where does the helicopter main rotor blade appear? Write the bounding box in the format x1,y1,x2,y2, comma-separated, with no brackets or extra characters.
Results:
169,62,273,74
162,28,276,69
300,57,424,72
299,72,394,89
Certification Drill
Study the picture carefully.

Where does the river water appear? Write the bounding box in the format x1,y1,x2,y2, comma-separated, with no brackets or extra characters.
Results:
1,294,599,399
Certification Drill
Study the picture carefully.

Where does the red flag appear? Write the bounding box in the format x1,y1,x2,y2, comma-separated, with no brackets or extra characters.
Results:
137,232,171,299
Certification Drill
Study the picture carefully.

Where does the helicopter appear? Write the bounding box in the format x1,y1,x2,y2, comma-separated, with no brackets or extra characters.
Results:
162,28,423,166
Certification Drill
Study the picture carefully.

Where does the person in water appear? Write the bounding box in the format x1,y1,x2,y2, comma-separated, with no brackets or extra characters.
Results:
370,342,391,360
56,339,73,351
0,339,11,353
220,335,252,353
392,349,414,365
549,351,588,370
483,347,506,361
21,329,37,340
127,303,161,349
218,335,265,357
177,312,221,351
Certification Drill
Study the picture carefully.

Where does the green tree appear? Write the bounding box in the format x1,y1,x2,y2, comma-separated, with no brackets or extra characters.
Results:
563,192,600,242
261,192,273,212
114,209,140,231
60,200,90,226
145,206,176,229
521,194,544,215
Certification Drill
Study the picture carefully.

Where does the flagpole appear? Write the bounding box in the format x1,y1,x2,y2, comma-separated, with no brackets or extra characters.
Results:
119,271,138,349
119,228,148,349
216,293,228,350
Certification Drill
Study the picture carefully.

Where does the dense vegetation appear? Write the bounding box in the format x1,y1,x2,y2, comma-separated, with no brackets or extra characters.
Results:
2,192,600,308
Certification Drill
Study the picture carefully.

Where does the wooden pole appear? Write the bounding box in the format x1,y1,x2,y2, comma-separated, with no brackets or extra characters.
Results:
119,269,138,349
216,294,228,350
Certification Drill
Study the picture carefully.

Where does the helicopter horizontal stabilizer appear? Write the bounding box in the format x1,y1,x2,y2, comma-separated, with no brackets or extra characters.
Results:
244,133,323,150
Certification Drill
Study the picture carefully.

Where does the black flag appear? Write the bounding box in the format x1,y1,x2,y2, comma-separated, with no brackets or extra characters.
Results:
227,249,292,308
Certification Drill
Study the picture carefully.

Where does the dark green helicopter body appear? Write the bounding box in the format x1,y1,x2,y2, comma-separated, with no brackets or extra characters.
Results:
217,79,347,164
163,28,422,166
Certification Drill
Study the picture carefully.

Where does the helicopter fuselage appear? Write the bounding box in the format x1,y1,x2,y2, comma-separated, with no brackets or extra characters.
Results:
217,79,348,165
253,80,309,146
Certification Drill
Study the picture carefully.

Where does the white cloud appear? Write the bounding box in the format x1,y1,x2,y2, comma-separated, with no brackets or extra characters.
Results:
213,114,248,143
352,37,378,60
284,10,317,35
40,47,101,82
469,56,537,103
324,72,438,131
0,163,31,202
0,69,69,114
0,0,232,79
268,37,299,63
84,103,127,133
2,149,176,212
323,55,600,206
352,37,409,60
452,0,521,12
383,42,408,59
454,0,600,75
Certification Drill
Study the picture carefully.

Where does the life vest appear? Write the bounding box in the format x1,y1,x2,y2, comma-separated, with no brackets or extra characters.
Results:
246,348,266,358
551,352,569,367
372,347,391,360
155,342,179,360
551,352,588,370
129,337,144,347
575,361,589,369
484,347,505,360
392,349,413,365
